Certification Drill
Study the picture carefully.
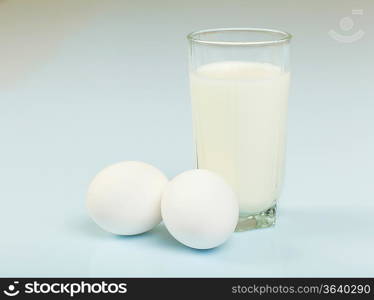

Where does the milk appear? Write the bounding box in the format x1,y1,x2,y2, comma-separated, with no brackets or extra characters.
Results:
190,61,290,214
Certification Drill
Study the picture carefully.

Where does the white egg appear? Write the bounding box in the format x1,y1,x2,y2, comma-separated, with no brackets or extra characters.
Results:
161,169,239,249
87,161,168,235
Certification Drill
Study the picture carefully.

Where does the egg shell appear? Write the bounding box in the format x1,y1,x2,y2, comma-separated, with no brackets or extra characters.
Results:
161,169,239,249
87,161,168,235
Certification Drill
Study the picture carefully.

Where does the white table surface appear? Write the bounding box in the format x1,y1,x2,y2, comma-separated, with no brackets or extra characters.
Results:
0,0,373,277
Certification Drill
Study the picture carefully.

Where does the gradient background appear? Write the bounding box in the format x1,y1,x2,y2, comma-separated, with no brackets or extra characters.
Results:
0,0,373,277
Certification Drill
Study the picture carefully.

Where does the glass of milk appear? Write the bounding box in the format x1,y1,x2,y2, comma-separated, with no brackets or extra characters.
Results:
187,28,292,231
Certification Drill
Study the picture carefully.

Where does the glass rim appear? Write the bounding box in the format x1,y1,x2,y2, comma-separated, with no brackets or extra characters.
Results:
187,27,292,46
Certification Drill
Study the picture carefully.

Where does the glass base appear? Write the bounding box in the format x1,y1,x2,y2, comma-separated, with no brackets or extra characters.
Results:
235,204,276,232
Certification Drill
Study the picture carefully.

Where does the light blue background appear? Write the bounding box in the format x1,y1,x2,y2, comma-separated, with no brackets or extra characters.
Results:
0,0,373,277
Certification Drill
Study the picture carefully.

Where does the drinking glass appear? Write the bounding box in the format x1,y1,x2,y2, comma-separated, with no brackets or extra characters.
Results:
187,28,292,231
